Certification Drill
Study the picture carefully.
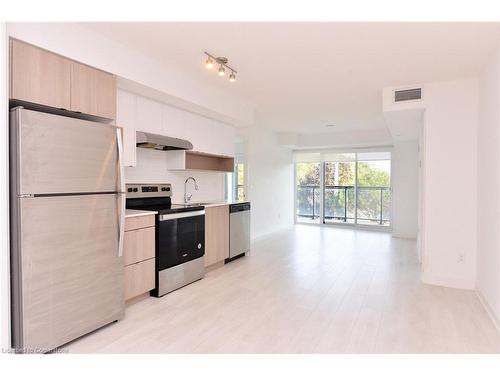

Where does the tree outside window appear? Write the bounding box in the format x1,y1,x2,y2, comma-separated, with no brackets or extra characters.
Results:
235,163,246,201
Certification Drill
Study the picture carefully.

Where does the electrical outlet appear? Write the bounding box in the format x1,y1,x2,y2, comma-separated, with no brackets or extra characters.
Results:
458,253,465,263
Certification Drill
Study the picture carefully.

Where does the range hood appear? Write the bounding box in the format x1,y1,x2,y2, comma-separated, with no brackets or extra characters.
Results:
136,131,193,151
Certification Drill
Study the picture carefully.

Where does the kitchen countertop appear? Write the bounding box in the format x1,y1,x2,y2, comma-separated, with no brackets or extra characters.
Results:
125,209,158,218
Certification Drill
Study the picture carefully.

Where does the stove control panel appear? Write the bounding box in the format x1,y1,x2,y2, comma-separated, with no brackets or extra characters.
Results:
125,184,172,199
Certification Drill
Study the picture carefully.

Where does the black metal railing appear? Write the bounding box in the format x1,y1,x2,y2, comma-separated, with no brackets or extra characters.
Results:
296,185,391,225
296,185,321,219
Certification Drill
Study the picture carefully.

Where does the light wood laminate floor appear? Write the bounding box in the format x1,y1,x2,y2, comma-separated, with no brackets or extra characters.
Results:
64,225,499,353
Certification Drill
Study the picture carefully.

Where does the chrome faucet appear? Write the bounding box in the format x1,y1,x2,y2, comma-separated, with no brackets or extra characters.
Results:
184,177,198,203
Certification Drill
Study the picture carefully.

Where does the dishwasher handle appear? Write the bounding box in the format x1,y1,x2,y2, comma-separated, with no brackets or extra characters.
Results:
230,202,251,213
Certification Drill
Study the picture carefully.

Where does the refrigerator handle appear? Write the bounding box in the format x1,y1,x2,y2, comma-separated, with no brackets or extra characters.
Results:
116,128,126,257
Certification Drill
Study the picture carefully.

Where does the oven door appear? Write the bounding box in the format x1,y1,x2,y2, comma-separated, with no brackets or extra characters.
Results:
157,210,205,270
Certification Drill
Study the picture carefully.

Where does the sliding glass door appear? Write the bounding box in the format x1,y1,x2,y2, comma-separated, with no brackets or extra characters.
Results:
294,150,391,228
323,153,356,224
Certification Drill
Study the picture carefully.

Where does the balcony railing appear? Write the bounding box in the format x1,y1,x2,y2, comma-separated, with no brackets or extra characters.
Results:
296,185,391,225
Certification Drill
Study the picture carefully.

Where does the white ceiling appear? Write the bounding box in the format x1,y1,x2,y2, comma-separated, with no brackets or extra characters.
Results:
82,22,498,134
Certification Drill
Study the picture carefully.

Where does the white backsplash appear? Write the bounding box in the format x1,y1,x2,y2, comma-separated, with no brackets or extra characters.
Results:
125,148,226,203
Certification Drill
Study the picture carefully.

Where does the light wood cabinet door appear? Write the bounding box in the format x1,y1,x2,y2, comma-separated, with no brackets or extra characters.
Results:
70,62,116,119
124,258,155,300
125,215,155,231
10,39,71,109
123,227,155,266
205,205,230,267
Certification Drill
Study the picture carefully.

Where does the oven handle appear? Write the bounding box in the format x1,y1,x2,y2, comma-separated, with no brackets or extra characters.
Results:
159,210,205,221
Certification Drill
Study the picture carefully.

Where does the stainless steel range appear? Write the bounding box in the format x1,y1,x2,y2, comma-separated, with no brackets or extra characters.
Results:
125,184,205,297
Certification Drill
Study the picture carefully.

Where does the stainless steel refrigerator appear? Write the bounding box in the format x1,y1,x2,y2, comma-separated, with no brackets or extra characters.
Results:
10,107,126,353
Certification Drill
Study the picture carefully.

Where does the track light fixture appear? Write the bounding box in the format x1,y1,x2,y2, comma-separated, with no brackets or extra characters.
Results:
218,65,225,76
204,51,237,82
205,56,214,69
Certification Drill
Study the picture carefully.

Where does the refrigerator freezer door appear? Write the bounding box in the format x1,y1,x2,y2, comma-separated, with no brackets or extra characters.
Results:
11,108,120,195
11,194,125,352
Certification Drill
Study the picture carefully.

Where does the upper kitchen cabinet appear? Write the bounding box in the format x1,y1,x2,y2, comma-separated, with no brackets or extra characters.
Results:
212,120,236,156
70,63,116,120
10,39,117,121
10,39,71,110
162,104,186,140
183,113,235,157
116,90,137,167
136,96,163,134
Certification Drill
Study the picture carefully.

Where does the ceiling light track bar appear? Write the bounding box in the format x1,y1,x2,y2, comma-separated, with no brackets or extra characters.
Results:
204,51,238,73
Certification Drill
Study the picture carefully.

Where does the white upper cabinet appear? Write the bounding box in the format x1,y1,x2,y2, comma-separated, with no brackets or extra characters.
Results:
136,96,163,134
182,112,235,156
162,105,186,140
116,91,235,168
184,112,211,154
116,90,137,167
212,120,236,156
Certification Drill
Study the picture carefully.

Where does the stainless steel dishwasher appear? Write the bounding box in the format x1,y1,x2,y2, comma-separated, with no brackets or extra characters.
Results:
227,202,251,262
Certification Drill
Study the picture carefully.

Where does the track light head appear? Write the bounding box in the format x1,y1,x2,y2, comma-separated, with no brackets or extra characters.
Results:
229,71,236,82
218,65,225,76
205,57,214,69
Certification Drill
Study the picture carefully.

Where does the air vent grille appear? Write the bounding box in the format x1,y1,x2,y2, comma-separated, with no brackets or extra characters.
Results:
394,88,422,102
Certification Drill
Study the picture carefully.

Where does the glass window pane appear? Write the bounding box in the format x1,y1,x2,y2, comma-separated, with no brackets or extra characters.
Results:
237,186,245,201
323,161,355,224
356,153,391,226
324,187,355,224
237,164,244,185
295,162,320,224
356,188,383,225
234,163,246,201
357,160,391,187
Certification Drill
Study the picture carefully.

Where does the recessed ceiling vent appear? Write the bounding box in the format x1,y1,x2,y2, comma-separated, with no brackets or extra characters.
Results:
394,88,422,102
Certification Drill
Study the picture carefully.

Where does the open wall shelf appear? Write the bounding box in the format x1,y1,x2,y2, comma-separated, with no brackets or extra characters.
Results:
167,150,234,172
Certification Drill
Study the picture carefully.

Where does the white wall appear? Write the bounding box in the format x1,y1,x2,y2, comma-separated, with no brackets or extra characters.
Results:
6,22,255,127
421,78,479,289
238,126,294,240
125,148,225,203
383,78,480,290
1,22,10,351
476,40,500,326
391,141,419,239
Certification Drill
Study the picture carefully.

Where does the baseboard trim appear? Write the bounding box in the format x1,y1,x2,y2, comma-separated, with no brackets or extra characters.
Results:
421,272,475,290
475,289,500,332
251,224,293,243
392,232,417,239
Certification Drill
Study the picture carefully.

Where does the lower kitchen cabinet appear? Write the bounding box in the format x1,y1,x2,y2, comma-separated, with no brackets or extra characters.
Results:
204,205,229,267
124,258,155,301
124,215,156,301
124,227,155,266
